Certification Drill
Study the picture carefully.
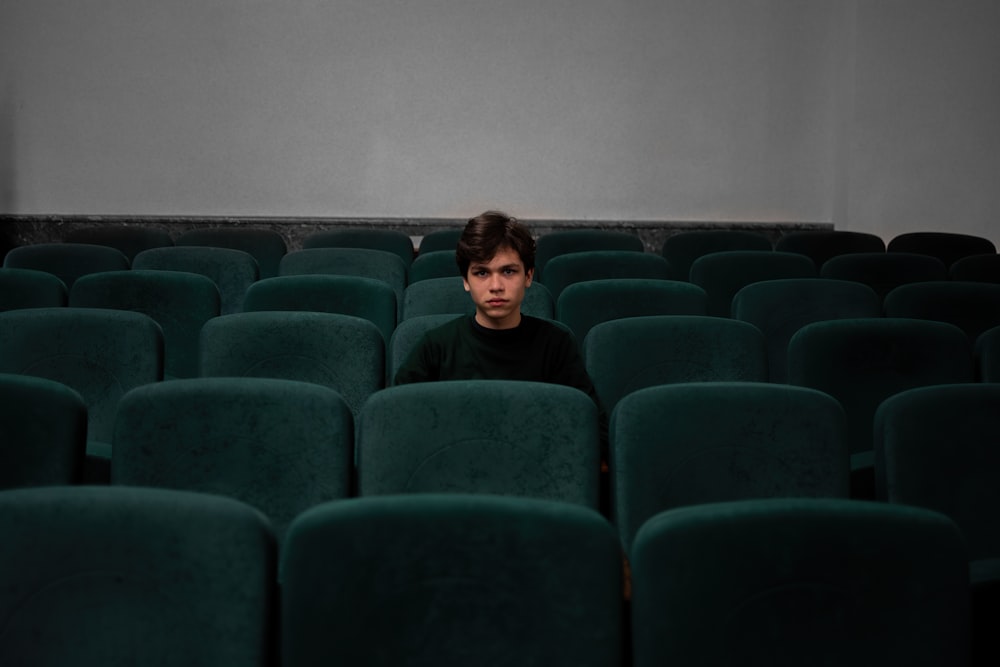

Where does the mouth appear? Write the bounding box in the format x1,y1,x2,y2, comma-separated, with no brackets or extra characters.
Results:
485,299,508,307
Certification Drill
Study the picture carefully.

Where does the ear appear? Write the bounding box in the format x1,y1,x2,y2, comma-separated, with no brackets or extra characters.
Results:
462,276,471,292
524,268,534,287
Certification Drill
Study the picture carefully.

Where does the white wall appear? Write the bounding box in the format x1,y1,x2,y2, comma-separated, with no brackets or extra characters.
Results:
1,1,997,243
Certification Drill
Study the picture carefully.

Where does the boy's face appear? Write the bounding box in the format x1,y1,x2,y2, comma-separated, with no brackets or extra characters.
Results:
463,246,534,330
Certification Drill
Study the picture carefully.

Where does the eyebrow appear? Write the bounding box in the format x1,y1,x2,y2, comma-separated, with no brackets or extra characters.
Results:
472,263,522,271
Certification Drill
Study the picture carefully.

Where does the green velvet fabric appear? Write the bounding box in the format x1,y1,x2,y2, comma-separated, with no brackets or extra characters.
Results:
875,384,1000,560
69,269,220,380
630,499,970,667
417,228,462,254
535,229,644,282
884,281,1000,342
975,324,1000,382
774,230,886,267
950,253,1000,284
357,381,601,508
112,377,352,542
539,251,672,300
175,228,287,279
64,226,174,262
132,246,259,315
387,314,463,384
611,382,849,553
243,274,397,344
660,229,773,281
280,494,622,667
199,311,384,417
787,318,973,461
0,486,276,666
689,250,817,317
407,249,460,283
0,307,164,447
301,228,415,267
556,278,707,342
401,276,554,321
3,243,130,289
888,231,996,268
821,252,949,301
0,373,86,488
0,267,67,311
583,315,767,412
732,278,881,383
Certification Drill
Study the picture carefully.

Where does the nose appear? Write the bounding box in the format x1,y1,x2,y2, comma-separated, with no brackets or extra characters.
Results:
488,273,504,291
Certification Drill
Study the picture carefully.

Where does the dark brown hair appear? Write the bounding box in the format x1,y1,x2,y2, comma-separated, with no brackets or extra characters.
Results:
456,211,536,276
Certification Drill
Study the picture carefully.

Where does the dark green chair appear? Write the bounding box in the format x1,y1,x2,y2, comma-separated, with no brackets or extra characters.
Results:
3,243,130,290
535,229,644,282
884,281,1000,342
243,274,397,344
64,225,173,261
301,228,415,267
539,250,671,301
0,373,86,488
821,251,948,301
133,246,259,315
401,276,554,321
0,486,276,666
0,307,163,482
70,270,220,379
417,228,462,254
875,384,1000,666
774,230,885,267
0,268,67,311
888,231,996,268
660,229,773,281
630,498,970,667
176,227,287,279
950,253,1000,283
387,313,463,384
689,250,817,317
611,382,849,553
113,377,353,542
357,381,601,508
556,278,707,343
976,324,1000,382
200,311,383,417
279,248,408,319
583,315,767,412
407,249,459,283
281,494,622,667
787,318,972,499
731,278,881,382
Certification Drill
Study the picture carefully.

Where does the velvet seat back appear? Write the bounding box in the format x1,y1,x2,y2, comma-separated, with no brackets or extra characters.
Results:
3,242,130,290
774,230,886,267
540,250,671,301
661,229,773,281
535,229,644,282
0,267,67,311
689,250,817,317
176,227,287,279
133,246,259,315
301,228,415,267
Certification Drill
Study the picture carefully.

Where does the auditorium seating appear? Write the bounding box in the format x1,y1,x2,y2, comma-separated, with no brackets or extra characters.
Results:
888,231,996,267
175,227,287,279
774,229,886,267
4,242,130,289
64,225,174,261
417,228,462,254
0,267,67,311
534,229,644,282
883,281,1000,342
660,229,773,281
689,250,817,317
539,250,672,300
407,249,459,283
820,251,949,301
132,245,259,314
386,313,463,383
301,228,415,267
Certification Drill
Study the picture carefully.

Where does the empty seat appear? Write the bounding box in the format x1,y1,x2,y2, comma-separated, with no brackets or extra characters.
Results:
888,231,996,267
113,377,353,542
660,229,773,281
630,498,970,667
301,228,415,267
200,311,383,417
357,380,601,508
243,274,397,344
821,251,949,301
539,250,672,301
407,249,459,283
401,276,554,321
689,250,817,317
787,318,972,498
417,228,463,254
584,315,767,412
4,243,130,290
976,324,1000,382
556,278,707,343
774,230,886,267
950,253,1000,283
731,278,882,383
0,373,86,488
0,486,275,666
535,229,644,282
64,225,173,261
175,227,287,279
132,246,259,315
0,267,67,311
70,270,220,379
884,281,1000,342
612,382,849,552
280,494,622,667
387,314,463,384
279,248,407,318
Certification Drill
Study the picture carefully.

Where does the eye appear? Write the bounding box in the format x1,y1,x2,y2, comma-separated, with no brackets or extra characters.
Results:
503,267,518,275
473,269,488,277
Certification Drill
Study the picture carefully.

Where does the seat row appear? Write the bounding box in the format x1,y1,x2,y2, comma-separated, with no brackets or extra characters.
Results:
0,486,984,666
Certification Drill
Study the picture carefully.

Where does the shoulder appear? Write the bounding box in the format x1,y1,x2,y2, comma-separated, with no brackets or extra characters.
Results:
523,315,575,342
